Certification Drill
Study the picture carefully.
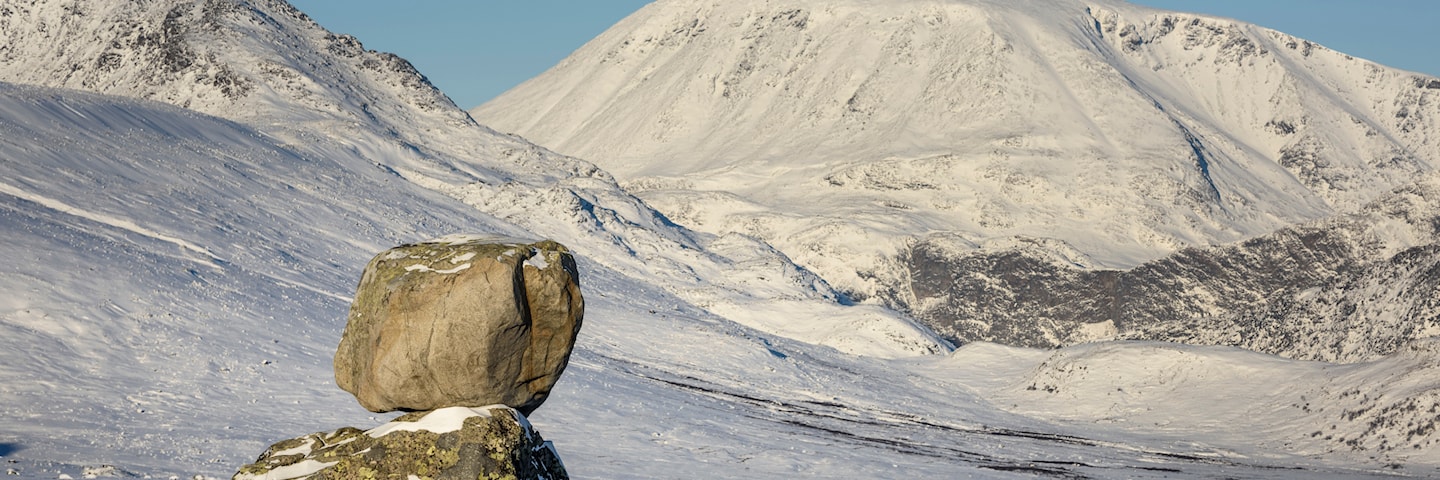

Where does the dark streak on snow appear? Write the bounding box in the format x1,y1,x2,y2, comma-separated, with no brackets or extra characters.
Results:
613,357,1317,478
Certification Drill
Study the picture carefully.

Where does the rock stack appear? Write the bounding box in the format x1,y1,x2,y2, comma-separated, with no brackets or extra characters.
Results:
235,236,583,480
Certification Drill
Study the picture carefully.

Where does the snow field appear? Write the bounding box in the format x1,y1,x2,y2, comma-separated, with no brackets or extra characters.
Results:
2,0,1440,477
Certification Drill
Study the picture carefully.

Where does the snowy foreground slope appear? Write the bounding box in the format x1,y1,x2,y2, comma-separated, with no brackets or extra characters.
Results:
3,84,1439,478
1,0,1440,478
8,82,1436,480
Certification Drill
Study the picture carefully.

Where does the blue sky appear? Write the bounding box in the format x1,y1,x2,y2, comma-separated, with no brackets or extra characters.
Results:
287,1,1440,110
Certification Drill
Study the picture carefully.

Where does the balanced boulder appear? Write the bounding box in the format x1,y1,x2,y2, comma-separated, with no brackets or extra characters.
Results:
334,235,583,415
233,406,568,479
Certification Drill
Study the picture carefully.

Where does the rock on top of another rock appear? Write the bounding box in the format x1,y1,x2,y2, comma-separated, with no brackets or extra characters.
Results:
233,405,568,479
334,235,584,415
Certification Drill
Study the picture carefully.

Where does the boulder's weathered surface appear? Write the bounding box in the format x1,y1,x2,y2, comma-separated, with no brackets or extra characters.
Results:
334,235,583,415
233,406,568,480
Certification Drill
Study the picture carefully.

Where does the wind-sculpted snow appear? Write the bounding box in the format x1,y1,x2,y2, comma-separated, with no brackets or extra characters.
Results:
0,81,521,475
475,0,1438,306
1089,5,1440,201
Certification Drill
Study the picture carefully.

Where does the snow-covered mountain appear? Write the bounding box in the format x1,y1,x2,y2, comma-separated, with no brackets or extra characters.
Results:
474,0,1439,306
0,0,947,357
5,0,1440,478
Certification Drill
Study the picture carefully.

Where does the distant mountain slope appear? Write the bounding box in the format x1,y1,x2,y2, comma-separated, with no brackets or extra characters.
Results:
0,0,569,184
474,0,1439,303
904,174,1440,361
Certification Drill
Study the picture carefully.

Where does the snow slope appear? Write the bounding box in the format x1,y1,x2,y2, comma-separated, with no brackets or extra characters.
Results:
474,0,1439,303
0,0,948,358
0,81,520,475
923,339,1440,468
3,0,1440,478
6,81,1427,479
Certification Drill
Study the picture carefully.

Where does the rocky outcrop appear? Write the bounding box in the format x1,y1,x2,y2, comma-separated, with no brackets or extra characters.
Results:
334,235,584,415
902,176,1440,362
1137,243,1440,362
475,0,1438,311
237,236,582,479
233,406,568,480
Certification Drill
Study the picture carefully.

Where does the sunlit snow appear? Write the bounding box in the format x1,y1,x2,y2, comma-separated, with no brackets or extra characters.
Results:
0,0,1437,478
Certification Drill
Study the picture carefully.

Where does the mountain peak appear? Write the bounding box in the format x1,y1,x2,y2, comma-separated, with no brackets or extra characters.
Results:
0,0,474,140
475,0,1438,299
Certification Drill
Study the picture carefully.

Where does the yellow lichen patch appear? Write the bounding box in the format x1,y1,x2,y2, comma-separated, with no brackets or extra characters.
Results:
232,407,567,479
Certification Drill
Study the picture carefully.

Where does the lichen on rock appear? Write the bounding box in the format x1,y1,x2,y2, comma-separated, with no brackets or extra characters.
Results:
233,406,568,480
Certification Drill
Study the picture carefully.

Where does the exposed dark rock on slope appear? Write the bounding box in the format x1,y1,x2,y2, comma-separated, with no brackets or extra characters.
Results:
904,175,1440,362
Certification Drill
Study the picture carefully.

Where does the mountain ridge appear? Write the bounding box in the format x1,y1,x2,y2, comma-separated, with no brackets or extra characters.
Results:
475,0,1438,303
